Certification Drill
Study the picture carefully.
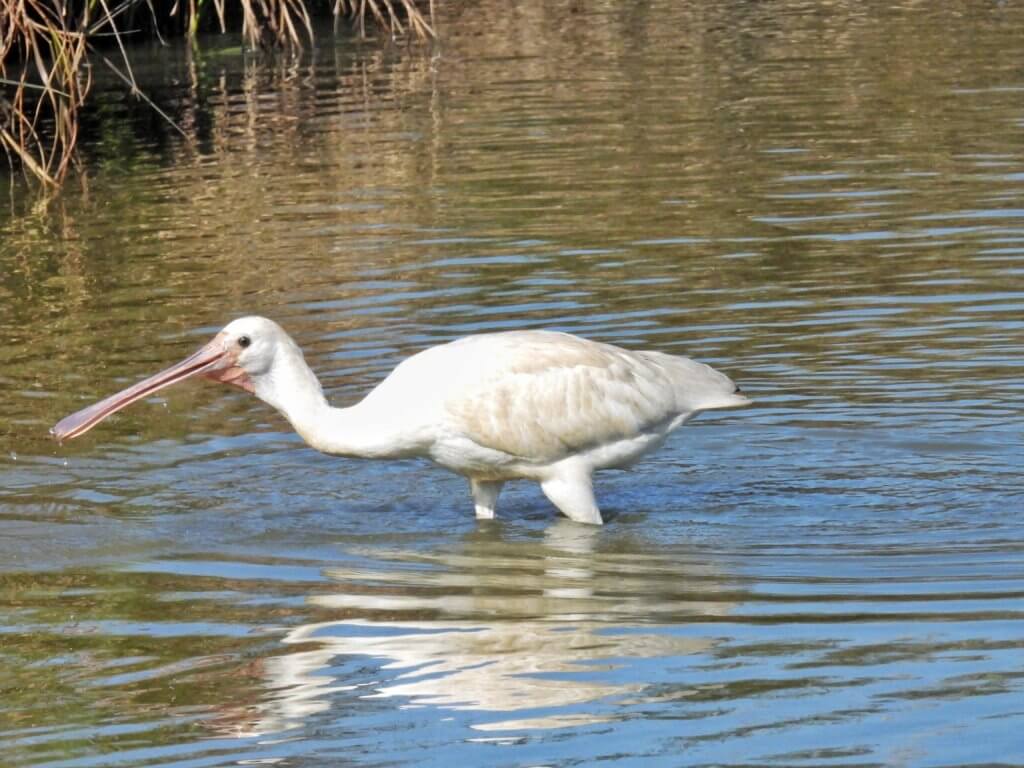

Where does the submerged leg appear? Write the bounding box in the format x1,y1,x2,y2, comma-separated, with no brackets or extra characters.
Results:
540,470,603,525
470,479,505,520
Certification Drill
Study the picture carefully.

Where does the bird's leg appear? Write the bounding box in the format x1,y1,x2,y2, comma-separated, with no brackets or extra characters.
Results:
470,479,504,520
540,470,603,525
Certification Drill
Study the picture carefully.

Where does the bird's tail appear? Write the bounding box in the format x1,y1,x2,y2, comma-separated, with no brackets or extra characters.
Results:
702,388,753,410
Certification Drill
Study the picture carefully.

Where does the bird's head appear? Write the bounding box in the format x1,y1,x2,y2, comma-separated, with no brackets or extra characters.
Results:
212,315,294,389
51,315,313,442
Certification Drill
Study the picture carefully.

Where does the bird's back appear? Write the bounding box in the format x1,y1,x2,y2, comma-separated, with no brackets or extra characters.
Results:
362,330,748,469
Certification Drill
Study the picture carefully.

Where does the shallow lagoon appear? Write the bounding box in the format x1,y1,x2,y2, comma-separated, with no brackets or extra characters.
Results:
3,1,1024,764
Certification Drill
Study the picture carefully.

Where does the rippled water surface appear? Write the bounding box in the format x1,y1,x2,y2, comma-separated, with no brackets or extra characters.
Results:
3,1,1024,765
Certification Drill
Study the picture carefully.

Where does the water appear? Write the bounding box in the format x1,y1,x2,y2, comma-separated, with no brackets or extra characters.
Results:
3,0,1024,764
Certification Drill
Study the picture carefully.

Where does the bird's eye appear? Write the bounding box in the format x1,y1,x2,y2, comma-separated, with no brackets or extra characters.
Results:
238,335,251,349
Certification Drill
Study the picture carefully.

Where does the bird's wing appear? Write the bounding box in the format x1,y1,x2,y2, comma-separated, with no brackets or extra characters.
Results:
432,331,737,464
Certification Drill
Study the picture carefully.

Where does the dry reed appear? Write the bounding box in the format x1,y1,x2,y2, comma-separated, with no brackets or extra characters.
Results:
336,0,434,39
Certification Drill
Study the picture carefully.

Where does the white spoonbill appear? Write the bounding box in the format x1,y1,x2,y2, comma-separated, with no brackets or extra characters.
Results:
52,317,751,525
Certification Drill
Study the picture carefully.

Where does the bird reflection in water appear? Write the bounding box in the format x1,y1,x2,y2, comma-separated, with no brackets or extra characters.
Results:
236,521,731,734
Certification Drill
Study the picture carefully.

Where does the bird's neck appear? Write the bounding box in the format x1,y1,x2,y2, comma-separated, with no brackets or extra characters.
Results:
253,350,410,459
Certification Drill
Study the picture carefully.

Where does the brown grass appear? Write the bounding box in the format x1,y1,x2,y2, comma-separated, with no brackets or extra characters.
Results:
1,0,91,185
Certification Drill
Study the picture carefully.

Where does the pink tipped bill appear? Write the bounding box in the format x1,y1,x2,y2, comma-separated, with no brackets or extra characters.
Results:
50,332,249,443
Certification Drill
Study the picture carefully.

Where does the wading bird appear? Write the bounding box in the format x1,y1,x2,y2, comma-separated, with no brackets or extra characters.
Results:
52,317,751,524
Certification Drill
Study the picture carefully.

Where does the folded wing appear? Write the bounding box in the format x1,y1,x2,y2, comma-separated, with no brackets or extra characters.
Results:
435,331,746,464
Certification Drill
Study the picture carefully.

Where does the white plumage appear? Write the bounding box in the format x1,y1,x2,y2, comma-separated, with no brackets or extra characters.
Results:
52,317,751,525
